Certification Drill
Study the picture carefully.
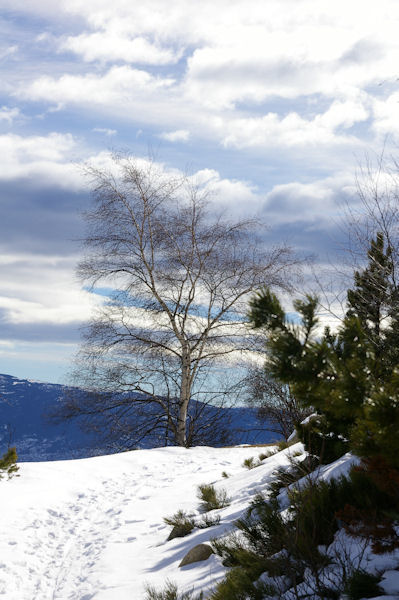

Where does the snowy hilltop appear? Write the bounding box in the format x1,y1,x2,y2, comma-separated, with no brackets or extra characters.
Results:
1,443,398,600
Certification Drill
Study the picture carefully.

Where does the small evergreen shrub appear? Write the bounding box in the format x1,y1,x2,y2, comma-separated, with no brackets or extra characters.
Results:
211,532,259,569
277,440,289,451
292,449,303,457
197,514,221,529
145,581,203,600
235,494,288,559
221,471,229,478
163,510,195,540
0,447,19,480
209,567,275,600
258,449,277,461
211,496,304,598
197,484,230,511
288,478,349,552
164,508,221,541
344,569,383,600
211,475,373,600
268,455,319,499
242,457,261,470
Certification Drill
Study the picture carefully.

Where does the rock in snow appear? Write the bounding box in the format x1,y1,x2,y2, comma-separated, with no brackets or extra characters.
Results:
179,543,214,567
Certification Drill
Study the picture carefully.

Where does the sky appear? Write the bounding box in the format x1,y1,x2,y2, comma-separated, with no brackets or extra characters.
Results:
1,0,399,384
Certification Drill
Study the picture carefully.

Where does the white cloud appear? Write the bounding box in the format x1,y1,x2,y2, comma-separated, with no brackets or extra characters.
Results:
0,45,17,60
78,156,263,217
0,132,75,162
0,132,83,188
47,0,399,110
220,101,369,150
191,168,260,216
18,65,175,108
15,69,370,152
182,29,391,110
0,253,102,326
315,99,369,131
0,294,92,325
61,32,181,65
0,133,359,230
159,129,190,142
263,174,357,225
0,341,76,365
92,127,117,136
372,92,399,139
6,0,399,155
0,106,19,124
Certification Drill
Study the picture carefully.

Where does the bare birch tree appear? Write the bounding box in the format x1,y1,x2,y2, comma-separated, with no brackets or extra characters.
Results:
65,156,297,447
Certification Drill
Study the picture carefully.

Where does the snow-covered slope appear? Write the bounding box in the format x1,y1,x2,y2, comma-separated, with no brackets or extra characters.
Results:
0,444,284,599
2,444,399,600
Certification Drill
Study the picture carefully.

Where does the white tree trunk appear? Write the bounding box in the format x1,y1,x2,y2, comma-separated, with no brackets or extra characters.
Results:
177,346,191,446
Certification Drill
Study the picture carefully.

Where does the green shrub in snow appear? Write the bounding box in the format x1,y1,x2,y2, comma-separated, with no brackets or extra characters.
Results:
145,581,203,600
210,473,371,600
242,457,261,470
268,454,319,499
197,513,221,529
163,510,195,540
209,567,275,600
0,447,19,480
258,450,276,461
276,440,290,451
197,484,230,512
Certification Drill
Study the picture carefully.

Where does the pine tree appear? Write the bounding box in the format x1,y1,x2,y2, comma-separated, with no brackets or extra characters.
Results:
249,233,399,467
342,234,399,463
347,232,399,364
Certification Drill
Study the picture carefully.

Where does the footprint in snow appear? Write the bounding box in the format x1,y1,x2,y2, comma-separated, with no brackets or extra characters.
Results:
124,519,143,524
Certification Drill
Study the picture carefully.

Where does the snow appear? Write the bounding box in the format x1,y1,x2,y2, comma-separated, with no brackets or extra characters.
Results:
380,570,399,595
0,444,284,599
1,444,399,600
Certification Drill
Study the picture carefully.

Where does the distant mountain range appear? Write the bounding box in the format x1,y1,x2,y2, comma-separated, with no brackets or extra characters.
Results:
0,373,278,461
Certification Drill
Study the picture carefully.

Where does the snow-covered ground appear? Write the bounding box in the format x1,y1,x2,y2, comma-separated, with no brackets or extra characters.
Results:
1,444,399,599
